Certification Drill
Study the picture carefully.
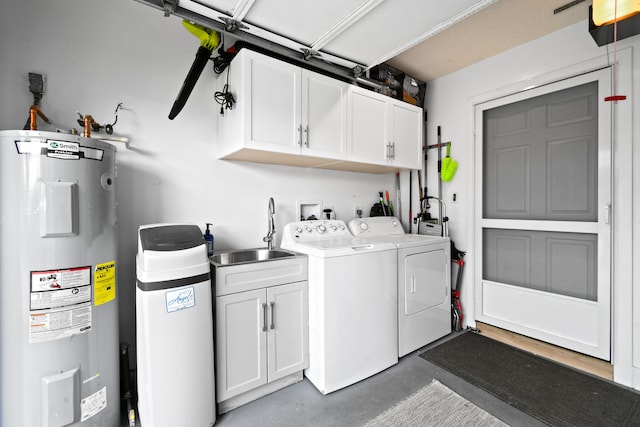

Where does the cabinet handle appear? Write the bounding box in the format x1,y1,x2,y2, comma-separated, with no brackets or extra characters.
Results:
262,302,268,332
604,204,611,224
391,142,395,159
304,125,309,147
297,124,303,146
269,301,275,329
386,143,392,159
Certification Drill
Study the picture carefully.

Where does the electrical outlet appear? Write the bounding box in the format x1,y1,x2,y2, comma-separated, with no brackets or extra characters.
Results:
354,206,363,218
28,72,45,95
323,205,335,220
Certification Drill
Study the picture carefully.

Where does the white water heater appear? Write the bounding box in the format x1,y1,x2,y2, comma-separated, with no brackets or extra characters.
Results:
0,130,120,426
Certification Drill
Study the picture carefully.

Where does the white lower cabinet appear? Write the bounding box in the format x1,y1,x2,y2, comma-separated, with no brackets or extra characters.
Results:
215,281,308,412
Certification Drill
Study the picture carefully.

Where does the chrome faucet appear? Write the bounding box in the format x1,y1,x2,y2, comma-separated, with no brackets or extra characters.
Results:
263,197,276,250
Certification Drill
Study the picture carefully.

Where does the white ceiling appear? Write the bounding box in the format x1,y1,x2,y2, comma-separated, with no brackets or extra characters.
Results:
387,0,593,82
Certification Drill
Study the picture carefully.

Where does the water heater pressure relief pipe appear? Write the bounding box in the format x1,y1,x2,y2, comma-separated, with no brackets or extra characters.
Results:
28,105,50,131
83,115,95,138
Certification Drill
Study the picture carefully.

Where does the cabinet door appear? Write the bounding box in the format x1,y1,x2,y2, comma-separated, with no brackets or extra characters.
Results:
347,86,387,165
267,281,309,382
302,70,347,160
243,50,302,154
216,289,268,402
388,100,423,169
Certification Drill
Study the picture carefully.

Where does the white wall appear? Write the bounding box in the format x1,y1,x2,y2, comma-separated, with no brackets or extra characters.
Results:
426,21,639,388
0,0,404,365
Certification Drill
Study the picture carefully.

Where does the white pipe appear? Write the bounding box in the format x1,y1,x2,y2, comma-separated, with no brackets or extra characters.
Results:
90,134,130,143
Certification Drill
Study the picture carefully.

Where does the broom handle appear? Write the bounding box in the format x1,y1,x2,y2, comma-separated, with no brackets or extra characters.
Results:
437,126,443,223
410,170,413,232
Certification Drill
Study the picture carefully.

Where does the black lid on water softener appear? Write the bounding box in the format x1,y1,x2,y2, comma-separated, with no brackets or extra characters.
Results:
139,225,204,252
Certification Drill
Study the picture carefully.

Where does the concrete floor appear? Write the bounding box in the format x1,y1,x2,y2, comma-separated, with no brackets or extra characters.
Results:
212,333,546,427
123,332,546,426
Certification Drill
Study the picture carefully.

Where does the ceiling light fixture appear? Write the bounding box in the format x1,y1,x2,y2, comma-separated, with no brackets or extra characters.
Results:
592,0,640,25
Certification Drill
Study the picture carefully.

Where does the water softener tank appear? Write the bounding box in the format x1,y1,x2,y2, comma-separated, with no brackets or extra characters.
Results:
136,224,215,427
0,130,119,426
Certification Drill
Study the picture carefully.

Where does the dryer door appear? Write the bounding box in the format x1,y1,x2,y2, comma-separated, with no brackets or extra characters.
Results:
404,249,447,315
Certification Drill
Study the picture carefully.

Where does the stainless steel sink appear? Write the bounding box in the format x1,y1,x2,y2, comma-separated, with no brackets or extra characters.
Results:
211,248,307,296
211,248,298,266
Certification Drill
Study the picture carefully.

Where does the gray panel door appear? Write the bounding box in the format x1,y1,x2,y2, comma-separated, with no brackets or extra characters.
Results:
475,69,611,360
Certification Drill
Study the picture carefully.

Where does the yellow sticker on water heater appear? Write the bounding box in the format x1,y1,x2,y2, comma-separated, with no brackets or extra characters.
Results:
94,261,116,306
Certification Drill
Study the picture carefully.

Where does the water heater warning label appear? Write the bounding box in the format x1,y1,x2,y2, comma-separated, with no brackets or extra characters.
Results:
29,266,92,343
81,386,107,422
94,261,116,306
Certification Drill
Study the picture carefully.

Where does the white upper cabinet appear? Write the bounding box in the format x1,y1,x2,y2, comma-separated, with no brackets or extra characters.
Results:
217,48,422,173
388,100,423,170
302,70,348,160
218,49,347,165
348,85,422,170
347,87,388,165
245,52,302,154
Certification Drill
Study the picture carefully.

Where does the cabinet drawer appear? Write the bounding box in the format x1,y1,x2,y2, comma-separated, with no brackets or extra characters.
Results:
213,257,308,296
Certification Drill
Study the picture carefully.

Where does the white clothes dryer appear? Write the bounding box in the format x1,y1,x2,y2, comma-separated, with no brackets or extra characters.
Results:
349,217,451,357
281,220,398,394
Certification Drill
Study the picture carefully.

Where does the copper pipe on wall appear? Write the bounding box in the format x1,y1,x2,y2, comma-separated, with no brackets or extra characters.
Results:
83,115,94,138
29,105,50,130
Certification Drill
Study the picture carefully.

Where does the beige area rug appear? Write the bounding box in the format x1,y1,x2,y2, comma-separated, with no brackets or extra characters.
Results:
362,379,508,427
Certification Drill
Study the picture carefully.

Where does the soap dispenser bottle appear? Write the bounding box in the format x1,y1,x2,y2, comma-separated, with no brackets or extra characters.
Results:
204,223,214,257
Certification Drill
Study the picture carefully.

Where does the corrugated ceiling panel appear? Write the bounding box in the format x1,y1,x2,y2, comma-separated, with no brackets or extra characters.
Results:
243,0,367,45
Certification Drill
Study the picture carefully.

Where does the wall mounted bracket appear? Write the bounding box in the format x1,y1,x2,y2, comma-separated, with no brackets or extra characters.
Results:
161,0,178,17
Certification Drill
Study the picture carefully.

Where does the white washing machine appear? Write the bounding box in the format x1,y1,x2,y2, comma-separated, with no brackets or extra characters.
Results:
281,220,397,394
349,217,451,357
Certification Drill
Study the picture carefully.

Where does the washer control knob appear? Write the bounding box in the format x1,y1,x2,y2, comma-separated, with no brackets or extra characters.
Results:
339,225,345,230
330,225,337,231
296,227,303,234
305,226,312,233
317,225,327,233
359,221,369,231
392,220,397,227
